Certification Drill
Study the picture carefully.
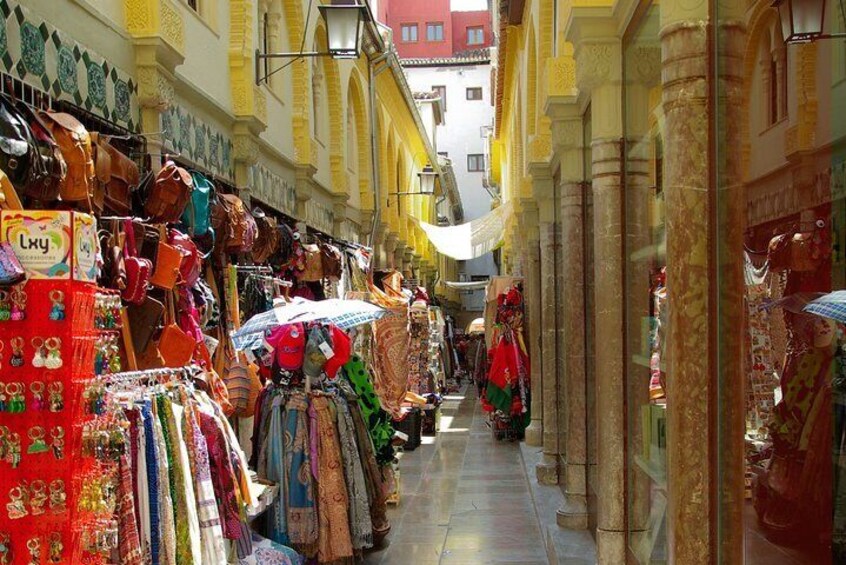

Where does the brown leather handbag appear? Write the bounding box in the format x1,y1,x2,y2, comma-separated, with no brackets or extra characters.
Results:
320,242,343,280
91,133,139,215
39,111,96,208
299,243,324,281
251,208,280,263
150,239,183,289
145,160,193,223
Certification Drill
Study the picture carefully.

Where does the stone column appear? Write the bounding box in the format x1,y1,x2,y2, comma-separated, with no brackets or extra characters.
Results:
573,34,625,563
532,172,560,486
548,102,588,529
660,5,746,562
384,233,399,271
394,243,407,273
520,199,543,448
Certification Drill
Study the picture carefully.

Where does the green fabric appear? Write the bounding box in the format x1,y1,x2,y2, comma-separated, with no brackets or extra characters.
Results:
158,395,193,565
342,356,395,466
485,380,512,414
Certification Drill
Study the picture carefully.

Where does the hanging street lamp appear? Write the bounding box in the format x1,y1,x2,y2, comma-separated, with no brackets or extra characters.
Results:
771,0,846,43
256,1,369,84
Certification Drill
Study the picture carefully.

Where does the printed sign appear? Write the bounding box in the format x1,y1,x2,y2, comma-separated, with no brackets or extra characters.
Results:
73,213,99,282
1,211,72,279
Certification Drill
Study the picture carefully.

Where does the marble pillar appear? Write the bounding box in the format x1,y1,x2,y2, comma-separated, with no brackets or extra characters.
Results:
574,36,626,563
521,199,544,448
548,106,588,530
533,173,560,486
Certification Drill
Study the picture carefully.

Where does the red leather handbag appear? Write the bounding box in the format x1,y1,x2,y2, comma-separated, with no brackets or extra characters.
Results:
121,219,151,305
168,228,202,287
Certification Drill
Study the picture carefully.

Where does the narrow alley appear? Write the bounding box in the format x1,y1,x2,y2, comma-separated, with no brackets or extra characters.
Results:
365,387,547,565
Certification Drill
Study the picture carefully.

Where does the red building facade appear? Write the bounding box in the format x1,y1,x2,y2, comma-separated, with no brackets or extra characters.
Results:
379,0,492,59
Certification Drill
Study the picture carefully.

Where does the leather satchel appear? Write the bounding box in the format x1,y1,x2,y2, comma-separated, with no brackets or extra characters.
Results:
158,291,195,368
251,208,280,263
11,99,65,202
122,219,152,305
299,244,324,281
149,239,183,289
91,133,139,216
0,94,37,190
145,160,193,223
39,110,96,207
126,295,164,353
168,228,202,287
320,242,343,280
213,193,256,255
183,171,214,236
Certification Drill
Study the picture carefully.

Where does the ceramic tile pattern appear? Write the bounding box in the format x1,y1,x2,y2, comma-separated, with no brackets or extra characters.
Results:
364,389,549,564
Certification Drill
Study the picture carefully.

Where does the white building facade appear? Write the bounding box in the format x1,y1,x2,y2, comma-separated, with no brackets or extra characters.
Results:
403,52,498,315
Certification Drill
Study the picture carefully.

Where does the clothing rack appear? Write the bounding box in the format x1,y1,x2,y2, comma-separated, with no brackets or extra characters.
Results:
103,366,198,385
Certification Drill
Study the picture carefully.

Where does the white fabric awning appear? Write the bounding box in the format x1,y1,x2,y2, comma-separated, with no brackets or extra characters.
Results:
417,201,512,260
443,280,489,290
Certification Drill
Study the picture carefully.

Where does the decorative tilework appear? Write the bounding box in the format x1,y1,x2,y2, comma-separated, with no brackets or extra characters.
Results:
161,103,235,181
0,0,140,131
249,164,297,216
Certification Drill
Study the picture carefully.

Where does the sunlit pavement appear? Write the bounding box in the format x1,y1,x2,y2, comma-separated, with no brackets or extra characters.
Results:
363,385,548,565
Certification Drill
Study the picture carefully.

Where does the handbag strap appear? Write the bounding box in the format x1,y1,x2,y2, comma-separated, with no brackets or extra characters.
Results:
123,219,138,258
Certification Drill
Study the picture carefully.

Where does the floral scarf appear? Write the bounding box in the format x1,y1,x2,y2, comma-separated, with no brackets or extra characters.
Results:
335,395,373,550
158,396,192,564
284,393,318,556
312,395,353,562
348,397,391,538
117,445,144,565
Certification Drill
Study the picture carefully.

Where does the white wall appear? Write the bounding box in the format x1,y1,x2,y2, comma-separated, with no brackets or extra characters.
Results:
405,63,496,311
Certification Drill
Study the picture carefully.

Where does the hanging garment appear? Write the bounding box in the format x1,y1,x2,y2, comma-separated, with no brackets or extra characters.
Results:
158,396,194,564
371,310,409,418
348,397,390,539
284,393,319,555
183,403,227,562
342,356,394,466
140,401,162,565
266,394,289,544
116,446,144,565
197,407,243,540
237,532,305,565
335,395,374,550
312,395,354,563
171,402,204,564
151,400,177,565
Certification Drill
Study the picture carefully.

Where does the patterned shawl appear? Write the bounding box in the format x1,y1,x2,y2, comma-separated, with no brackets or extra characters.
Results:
371,310,409,418
335,395,373,549
116,444,144,565
342,356,394,466
157,396,192,564
312,395,353,562
151,400,177,565
348,397,391,538
266,394,289,544
284,392,318,555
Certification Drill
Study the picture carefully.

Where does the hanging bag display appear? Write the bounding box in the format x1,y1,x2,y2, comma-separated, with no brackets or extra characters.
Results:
299,244,324,281
121,219,152,305
39,110,96,208
150,225,182,290
0,94,39,192
183,171,214,236
126,295,164,353
168,228,202,287
90,133,140,216
11,98,65,202
320,242,343,280
145,160,193,223
251,208,281,263
158,291,195,368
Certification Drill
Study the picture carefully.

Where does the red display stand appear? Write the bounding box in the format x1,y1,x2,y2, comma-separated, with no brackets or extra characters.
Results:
0,278,100,564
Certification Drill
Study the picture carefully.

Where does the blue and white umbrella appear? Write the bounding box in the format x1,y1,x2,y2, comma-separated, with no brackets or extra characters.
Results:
803,291,846,324
231,297,391,351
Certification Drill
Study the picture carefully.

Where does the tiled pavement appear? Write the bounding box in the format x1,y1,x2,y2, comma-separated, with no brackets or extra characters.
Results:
364,387,549,565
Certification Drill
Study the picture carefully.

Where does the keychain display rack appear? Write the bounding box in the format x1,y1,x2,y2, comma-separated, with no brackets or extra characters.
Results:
0,279,108,564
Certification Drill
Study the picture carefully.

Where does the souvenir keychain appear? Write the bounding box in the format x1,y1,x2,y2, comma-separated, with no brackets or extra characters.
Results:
48,290,65,321
29,481,47,516
0,382,6,413
51,427,64,460
6,384,24,414
48,382,64,412
45,338,62,370
49,481,66,514
0,531,10,564
9,338,23,368
27,427,48,455
26,537,40,565
10,287,26,321
0,291,10,321
5,433,20,468
6,487,27,519
48,533,62,563
0,427,7,460
30,382,45,411
31,338,45,368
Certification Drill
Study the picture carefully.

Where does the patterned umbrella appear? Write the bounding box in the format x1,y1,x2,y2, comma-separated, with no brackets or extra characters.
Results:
803,291,846,323
232,297,391,351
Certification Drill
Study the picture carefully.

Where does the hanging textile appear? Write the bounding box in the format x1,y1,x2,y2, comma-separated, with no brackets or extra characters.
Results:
415,200,513,260
335,395,374,550
284,393,319,554
342,356,395,466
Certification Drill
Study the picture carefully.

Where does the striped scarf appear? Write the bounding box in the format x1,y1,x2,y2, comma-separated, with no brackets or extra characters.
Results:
335,395,374,550
284,393,318,556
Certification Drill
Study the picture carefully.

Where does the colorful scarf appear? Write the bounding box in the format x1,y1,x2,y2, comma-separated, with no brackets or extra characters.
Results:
170,402,203,565
348,398,390,538
371,308,410,417
312,395,353,562
158,396,192,565
139,401,161,565
343,356,395,466
151,400,177,565
335,395,373,550
117,445,144,565
266,394,289,544
284,393,318,555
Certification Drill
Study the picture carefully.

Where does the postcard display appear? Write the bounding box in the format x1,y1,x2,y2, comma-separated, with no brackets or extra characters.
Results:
0,210,112,564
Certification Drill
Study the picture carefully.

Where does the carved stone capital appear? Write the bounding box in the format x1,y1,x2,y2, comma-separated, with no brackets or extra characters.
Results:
551,118,582,152
575,41,619,93
628,44,661,87
137,64,174,111
233,132,260,166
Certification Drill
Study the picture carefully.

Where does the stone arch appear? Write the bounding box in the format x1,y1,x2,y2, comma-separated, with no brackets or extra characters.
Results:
347,69,372,209
526,24,538,137
312,22,347,196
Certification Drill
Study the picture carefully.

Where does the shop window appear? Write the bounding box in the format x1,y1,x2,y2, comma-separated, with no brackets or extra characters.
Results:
433,85,446,111
466,87,483,101
427,22,444,42
467,26,484,45
467,154,485,172
401,24,418,42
